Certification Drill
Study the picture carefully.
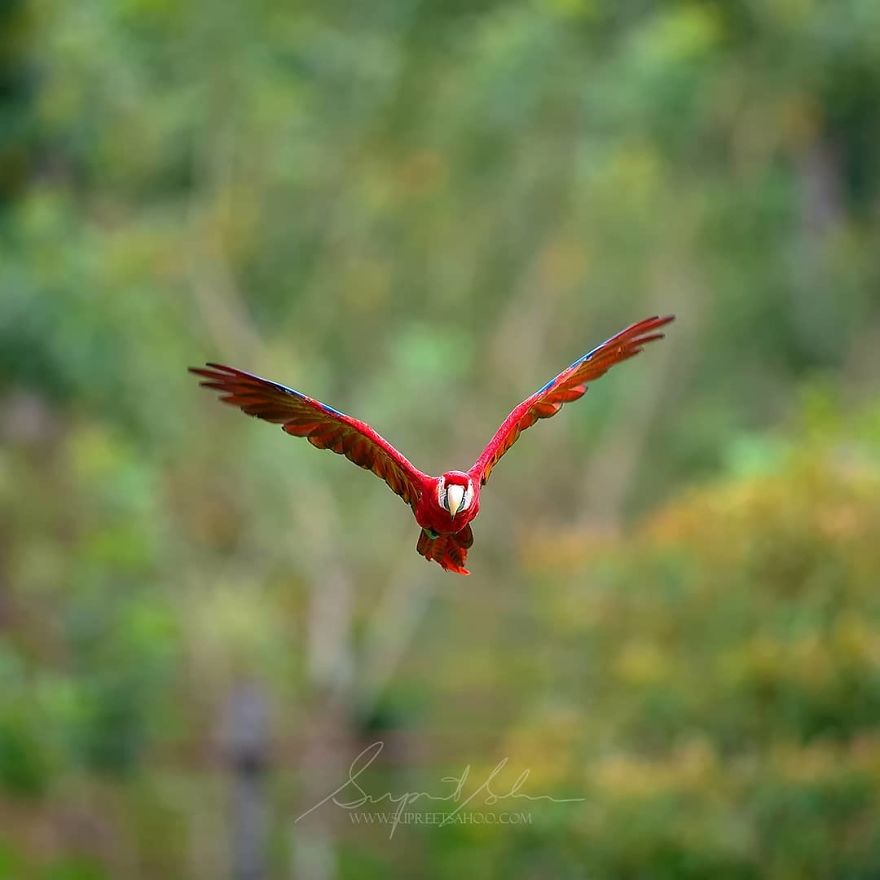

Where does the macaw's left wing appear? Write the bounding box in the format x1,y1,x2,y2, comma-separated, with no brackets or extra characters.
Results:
469,315,673,486
190,363,429,506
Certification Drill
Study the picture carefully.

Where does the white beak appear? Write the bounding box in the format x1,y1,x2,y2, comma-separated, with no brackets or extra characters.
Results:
446,484,465,517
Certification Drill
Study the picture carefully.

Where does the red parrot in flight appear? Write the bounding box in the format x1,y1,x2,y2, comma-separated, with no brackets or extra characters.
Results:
191,315,673,574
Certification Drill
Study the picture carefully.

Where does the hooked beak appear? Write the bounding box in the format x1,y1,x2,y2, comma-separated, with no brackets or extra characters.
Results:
446,484,465,517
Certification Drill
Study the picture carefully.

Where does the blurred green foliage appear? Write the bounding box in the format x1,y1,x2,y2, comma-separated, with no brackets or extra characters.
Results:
502,397,880,878
1,0,880,877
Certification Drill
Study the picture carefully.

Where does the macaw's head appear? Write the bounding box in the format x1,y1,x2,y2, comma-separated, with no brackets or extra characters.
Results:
437,471,475,518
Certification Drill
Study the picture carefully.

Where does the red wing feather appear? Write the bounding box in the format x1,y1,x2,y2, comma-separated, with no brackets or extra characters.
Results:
470,315,673,486
190,363,429,506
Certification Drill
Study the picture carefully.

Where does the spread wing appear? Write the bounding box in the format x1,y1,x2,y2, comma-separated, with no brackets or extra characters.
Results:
469,315,674,486
190,363,429,506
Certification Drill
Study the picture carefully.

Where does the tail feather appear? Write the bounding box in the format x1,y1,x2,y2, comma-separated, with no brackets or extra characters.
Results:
417,525,474,575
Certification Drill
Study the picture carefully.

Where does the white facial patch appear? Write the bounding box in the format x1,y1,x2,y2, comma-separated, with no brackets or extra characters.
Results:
462,481,474,511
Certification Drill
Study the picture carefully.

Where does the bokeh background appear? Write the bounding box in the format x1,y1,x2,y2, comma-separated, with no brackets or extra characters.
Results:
2,0,880,877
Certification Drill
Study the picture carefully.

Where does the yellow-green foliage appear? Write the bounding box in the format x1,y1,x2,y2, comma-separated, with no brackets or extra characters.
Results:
504,404,880,878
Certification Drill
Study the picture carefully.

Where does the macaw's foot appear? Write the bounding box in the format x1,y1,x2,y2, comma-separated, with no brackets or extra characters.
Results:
416,525,474,575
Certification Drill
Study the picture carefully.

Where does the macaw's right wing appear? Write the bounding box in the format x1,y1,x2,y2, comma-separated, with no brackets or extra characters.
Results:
470,315,674,486
190,363,430,507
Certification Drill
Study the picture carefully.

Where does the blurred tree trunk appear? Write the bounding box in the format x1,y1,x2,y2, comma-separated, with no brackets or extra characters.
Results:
290,499,355,880
791,138,845,359
225,683,270,880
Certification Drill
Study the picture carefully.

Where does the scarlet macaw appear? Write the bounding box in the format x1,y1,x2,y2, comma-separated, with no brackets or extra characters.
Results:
191,315,672,574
